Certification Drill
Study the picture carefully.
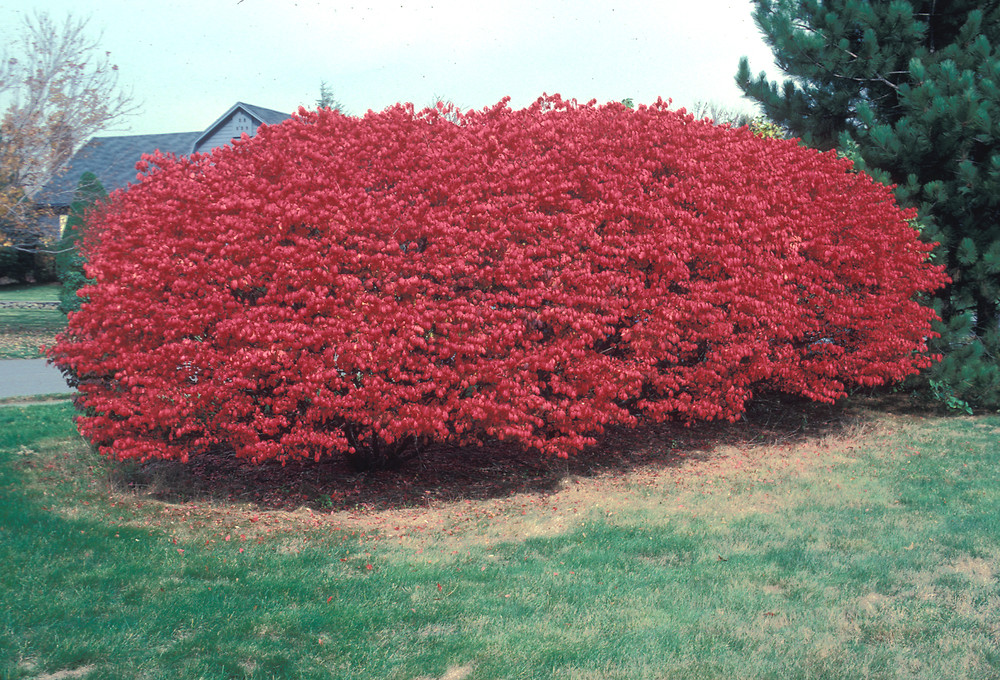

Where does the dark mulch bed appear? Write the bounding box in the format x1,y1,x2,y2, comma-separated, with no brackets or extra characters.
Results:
107,389,938,513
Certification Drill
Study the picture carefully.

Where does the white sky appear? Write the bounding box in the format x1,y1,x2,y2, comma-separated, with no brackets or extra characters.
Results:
1,0,783,136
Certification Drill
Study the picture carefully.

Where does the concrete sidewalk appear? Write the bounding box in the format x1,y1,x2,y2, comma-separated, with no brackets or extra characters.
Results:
0,358,74,399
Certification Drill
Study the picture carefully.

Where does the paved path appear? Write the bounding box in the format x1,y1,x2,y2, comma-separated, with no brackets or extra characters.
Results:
0,358,74,399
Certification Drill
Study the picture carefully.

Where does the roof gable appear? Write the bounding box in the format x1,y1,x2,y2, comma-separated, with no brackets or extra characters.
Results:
192,101,291,154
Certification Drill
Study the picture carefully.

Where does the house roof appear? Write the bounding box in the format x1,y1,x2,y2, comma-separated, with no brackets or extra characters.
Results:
36,102,292,210
192,101,292,154
34,131,201,209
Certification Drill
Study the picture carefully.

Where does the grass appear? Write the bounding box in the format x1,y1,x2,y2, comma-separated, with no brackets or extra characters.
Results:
0,283,65,359
0,308,66,359
1,399,998,679
0,282,61,302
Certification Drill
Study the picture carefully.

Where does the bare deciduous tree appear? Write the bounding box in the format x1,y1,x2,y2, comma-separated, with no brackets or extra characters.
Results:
0,12,137,245
690,100,756,127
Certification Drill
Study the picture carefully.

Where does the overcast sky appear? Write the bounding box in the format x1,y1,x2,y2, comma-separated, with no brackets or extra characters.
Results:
2,0,783,137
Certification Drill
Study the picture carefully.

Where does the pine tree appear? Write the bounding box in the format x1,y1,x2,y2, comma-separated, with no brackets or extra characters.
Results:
55,172,105,315
316,81,345,113
737,0,1000,409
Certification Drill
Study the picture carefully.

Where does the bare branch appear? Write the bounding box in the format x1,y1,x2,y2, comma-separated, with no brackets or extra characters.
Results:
0,11,138,243
690,100,756,127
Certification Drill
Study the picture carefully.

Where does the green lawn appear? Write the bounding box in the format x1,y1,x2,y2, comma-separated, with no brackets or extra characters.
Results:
0,282,61,302
0,283,66,358
0,308,66,359
2,402,998,679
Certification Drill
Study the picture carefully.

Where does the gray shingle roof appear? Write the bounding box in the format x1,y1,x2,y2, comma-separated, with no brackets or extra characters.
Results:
34,131,201,209
238,102,291,126
36,102,292,210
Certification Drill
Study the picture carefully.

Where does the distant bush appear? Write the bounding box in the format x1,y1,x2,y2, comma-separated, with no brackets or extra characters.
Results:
0,246,35,283
50,96,947,469
0,242,56,284
748,117,785,139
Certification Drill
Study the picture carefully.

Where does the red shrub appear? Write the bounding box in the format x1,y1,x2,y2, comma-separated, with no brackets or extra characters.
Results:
49,96,947,467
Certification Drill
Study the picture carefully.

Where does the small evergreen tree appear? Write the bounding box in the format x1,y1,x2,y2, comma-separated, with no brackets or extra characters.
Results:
316,81,345,113
56,171,105,315
737,0,1000,409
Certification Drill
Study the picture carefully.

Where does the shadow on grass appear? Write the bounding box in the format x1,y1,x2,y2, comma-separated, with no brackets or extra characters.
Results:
102,390,934,514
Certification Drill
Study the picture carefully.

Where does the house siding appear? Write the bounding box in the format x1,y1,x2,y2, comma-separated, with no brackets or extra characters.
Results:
194,112,261,154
